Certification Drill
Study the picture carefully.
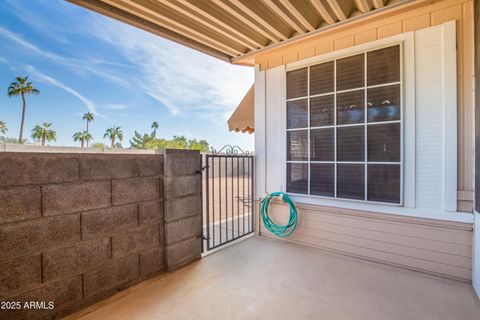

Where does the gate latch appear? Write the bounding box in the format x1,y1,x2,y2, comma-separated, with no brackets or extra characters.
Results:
196,165,209,174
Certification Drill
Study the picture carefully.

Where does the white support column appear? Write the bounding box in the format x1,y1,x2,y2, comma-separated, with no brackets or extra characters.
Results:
474,212,480,297
473,0,480,298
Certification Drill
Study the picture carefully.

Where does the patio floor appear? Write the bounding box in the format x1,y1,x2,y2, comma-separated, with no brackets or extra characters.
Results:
68,237,480,320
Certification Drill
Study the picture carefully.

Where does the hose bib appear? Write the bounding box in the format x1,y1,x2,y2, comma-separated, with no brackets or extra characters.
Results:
260,192,298,237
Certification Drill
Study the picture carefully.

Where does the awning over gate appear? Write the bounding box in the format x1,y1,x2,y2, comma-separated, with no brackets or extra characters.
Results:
228,85,254,134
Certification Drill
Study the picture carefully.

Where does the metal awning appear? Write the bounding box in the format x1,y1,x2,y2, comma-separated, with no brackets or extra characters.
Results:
67,0,417,65
228,85,254,133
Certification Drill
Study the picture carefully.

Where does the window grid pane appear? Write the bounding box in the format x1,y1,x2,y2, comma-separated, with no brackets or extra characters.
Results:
287,130,308,161
286,45,401,204
311,128,334,161
287,68,308,99
311,164,334,196
310,94,334,127
287,99,308,129
287,163,308,194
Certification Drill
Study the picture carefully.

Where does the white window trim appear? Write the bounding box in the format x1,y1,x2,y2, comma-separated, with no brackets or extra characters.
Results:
275,22,464,223
255,21,464,223
442,21,457,213
285,39,405,206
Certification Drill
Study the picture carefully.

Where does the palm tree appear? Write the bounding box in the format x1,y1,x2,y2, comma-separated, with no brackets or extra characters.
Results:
83,112,94,147
73,131,92,148
7,76,40,143
31,122,56,146
0,120,7,136
151,121,159,138
104,125,123,148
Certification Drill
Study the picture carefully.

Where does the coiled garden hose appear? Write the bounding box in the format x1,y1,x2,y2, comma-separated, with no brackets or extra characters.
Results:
260,192,298,237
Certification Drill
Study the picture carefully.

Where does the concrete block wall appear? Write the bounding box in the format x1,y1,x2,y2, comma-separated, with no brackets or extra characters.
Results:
0,150,203,319
163,149,203,270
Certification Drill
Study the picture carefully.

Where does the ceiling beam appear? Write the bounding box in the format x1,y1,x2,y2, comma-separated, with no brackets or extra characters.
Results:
261,0,305,34
228,0,287,41
278,0,316,32
326,0,348,20
66,0,231,62
163,0,262,50
308,0,336,24
233,0,424,64
110,0,242,56
372,0,386,9
354,0,372,13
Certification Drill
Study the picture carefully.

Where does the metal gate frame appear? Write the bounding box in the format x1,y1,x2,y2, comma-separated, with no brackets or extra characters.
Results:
202,146,254,253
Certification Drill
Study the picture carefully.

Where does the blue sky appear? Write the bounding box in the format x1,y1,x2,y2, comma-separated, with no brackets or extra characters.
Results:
0,0,254,150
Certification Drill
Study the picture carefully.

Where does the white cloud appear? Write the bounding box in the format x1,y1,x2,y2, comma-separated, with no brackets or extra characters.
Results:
0,27,64,61
25,65,99,115
90,17,254,122
4,0,72,44
0,26,129,87
101,103,132,110
143,90,180,115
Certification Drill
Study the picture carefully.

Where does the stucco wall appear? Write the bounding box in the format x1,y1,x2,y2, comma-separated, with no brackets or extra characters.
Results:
0,149,202,319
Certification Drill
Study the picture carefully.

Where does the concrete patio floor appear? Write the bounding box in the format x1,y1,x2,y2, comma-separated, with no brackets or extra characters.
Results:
67,237,480,320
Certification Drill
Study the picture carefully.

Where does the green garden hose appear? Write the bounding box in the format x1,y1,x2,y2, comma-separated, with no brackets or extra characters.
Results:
260,192,298,237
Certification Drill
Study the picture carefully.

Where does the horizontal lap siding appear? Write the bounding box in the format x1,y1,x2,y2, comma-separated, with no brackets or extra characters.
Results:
260,203,473,281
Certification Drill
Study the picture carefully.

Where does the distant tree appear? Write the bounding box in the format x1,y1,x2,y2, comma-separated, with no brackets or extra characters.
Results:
104,126,123,148
73,131,92,148
168,135,188,149
146,135,210,152
7,76,40,143
130,131,155,149
151,121,159,137
0,137,26,144
82,112,94,147
91,142,106,149
0,120,7,136
187,138,210,152
31,122,56,146
130,121,159,149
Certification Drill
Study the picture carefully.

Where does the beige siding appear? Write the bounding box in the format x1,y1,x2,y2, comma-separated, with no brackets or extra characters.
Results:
260,202,473,281
250,0,475,212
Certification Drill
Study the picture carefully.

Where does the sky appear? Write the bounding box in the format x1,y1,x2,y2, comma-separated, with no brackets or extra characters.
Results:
0,0,254,151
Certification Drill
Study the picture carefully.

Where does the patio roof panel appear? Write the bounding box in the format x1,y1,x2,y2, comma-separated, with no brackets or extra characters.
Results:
67,0,417,64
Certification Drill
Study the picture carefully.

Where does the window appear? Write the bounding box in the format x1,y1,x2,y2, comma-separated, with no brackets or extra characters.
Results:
286,45,402,204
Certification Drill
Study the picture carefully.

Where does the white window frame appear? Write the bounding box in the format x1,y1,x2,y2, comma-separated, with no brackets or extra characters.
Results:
257,21,466,222
286,43,404,206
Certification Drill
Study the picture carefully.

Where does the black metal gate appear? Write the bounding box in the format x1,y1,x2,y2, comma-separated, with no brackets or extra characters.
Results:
202,145,254,252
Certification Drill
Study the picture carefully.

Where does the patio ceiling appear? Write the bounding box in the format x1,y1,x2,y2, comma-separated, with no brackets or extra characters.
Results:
67,0,415,65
